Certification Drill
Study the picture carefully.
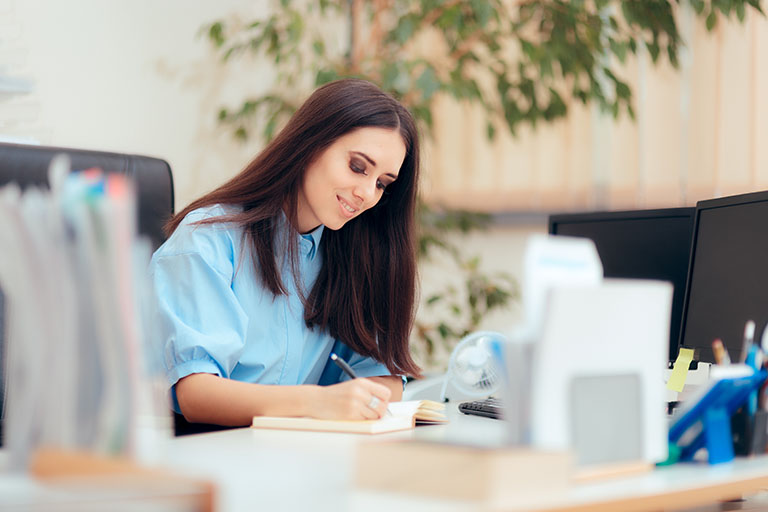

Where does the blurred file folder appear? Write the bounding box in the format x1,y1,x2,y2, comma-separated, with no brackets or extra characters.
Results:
0,155,171,470
530,279,672,467
522,234,603,333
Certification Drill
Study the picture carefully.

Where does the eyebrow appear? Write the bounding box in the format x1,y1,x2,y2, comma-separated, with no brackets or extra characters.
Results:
351,151,398,180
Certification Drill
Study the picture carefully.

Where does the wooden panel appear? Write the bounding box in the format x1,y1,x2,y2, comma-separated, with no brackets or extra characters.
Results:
641,59,685,206
564,102,593,209
496,125,538,209
607,58,641,210
716,14,753,193
754,12,768,189
421,14,768,212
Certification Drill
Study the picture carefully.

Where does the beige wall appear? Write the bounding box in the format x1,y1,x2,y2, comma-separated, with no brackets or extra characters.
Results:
1,0,271,210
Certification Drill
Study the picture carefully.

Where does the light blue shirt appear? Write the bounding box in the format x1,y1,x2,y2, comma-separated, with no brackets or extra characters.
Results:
149,204,393,412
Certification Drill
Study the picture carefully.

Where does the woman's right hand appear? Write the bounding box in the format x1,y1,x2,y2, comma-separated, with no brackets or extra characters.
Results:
310,378,392,420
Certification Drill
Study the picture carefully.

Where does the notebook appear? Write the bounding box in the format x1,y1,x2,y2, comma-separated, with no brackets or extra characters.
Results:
251,400,447,434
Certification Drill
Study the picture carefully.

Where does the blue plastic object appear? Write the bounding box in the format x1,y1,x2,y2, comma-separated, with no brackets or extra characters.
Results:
668,369,767,464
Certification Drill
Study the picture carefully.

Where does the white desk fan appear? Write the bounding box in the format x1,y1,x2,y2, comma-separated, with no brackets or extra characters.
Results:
439,331,506,402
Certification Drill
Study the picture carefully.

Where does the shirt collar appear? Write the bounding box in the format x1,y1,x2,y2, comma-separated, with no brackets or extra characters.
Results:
299,224,324,260
275,209,323,260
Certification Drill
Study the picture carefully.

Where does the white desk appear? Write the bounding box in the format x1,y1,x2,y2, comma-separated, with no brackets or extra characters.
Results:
162,406,768,512
164,406,499,512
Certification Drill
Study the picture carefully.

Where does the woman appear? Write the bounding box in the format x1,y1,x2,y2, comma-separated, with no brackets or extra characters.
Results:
150,78,422,427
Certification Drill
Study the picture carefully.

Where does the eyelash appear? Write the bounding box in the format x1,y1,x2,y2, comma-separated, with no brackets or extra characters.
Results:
350,159,388,190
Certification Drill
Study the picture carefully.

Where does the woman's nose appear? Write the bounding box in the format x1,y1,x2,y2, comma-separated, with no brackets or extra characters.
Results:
354,178,379,206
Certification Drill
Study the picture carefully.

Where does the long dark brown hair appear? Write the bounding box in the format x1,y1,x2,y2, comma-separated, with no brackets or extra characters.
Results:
166,79,421,377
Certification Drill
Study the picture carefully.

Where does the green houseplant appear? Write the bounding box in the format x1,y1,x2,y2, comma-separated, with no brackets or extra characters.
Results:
200,0,762,368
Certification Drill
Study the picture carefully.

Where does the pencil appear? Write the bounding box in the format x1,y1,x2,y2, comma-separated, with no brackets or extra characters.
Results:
712,338,730,365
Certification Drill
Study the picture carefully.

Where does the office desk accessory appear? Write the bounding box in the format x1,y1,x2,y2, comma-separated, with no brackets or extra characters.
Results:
438,331,505,402
665,360,711,404
669,365,768,464
497,326,537,443
355,440,572,507
521,234,603,334
530,279,673,467
251,400,446,434
712,338,731,365
330,352,358,379
401,332,507,404
458,396,503,419
0,162,173,470
667,347,695,392
0,141,176,447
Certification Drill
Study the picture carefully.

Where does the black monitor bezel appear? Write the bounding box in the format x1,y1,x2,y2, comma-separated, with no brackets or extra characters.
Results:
549,207,696,235
677,190,768,362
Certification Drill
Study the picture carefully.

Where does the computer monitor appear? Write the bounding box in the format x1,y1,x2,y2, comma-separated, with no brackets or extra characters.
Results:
549,208,695,362
678,191,768,364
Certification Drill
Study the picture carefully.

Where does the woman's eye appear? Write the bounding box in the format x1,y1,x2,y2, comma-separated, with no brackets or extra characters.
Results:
376,180,387,190
350,158,366,174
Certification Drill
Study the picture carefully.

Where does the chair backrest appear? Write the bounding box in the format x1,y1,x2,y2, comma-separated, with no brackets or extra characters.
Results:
0,142,174,249
0,142,175,444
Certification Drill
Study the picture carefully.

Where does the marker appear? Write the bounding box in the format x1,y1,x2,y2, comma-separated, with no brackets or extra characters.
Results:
740,320,756,363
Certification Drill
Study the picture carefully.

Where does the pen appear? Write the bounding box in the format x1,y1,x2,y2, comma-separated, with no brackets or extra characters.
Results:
761,323,768,368
740,320,756,364
330,352,358,379
329,352,391,416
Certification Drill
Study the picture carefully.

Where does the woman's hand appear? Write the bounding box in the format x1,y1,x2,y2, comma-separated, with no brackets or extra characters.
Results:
310,378,392,420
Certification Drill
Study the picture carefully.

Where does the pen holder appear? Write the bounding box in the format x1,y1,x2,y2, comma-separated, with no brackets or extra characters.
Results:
749,410,768,455
731,406,752,456
733,406,768,456
669,370,768,464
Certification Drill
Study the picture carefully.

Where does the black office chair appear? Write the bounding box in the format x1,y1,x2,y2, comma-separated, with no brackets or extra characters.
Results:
0,142,174,249
0,142,175,443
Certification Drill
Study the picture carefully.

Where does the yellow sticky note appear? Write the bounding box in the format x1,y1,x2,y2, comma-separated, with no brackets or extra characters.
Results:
667,348,695,392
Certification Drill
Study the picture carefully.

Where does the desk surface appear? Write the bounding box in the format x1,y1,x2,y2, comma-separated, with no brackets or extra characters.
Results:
161,405,768,512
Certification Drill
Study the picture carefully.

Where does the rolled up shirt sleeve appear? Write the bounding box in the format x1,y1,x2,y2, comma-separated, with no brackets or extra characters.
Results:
149,211,249,389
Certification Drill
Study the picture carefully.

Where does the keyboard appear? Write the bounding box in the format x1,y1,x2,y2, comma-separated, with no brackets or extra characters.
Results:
458,397,503,420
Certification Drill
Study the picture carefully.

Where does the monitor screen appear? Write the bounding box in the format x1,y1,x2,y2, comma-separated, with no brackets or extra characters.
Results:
549,208,695,363
679,192,768,364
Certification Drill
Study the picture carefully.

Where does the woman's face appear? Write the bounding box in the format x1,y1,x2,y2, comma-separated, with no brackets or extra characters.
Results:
297,126,406,233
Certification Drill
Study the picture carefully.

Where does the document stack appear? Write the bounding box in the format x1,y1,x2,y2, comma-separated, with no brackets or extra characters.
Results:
0,156,172,471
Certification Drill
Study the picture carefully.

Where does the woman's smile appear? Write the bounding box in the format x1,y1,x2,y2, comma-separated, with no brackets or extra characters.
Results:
337,195,358,217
